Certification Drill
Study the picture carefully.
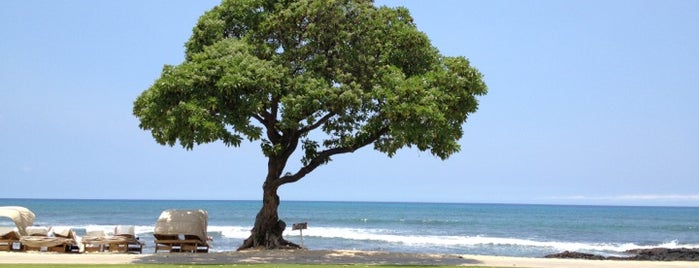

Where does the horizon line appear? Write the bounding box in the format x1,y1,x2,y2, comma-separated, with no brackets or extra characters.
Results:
1,197,698,208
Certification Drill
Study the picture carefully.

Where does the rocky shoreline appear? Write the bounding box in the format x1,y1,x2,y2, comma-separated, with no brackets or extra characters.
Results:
545,248,699,261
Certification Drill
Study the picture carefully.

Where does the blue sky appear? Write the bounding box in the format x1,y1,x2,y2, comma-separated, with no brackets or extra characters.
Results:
1,1,697,206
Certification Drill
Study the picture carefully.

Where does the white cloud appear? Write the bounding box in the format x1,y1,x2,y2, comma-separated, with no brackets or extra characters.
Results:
614,194,699,201
547,194,699,202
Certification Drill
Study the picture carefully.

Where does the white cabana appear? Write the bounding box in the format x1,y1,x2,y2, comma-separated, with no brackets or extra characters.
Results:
153,209,210,253
0,206,35,236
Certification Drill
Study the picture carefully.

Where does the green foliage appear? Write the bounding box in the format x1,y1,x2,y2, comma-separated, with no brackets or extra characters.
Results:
134,0,487,182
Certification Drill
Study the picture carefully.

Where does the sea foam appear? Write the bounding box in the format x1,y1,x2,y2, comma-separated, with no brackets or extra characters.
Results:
279,226,699,254
42,223,699,255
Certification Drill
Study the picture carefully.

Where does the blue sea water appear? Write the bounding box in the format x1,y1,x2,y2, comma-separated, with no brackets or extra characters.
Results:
1,199,698,257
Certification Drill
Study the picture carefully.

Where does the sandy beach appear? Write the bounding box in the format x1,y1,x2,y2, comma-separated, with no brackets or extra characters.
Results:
1,250,697,267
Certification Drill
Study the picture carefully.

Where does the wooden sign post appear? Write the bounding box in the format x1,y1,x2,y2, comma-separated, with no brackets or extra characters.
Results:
292,222,308,247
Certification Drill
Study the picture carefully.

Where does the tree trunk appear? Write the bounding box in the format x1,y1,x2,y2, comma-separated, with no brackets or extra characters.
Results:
237,181,302,250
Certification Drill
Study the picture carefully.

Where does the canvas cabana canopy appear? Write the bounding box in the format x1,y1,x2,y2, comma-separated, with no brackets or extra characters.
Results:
154,209,208,242
0,206,35,236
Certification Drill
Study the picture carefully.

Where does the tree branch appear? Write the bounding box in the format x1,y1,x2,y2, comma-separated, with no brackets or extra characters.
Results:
276,126,389,186
252,114,265,125
264,96,282,143
299,112,336,135
270,95,279,122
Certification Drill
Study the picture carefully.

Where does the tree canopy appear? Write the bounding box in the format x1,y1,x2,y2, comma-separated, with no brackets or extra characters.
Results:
134,0,487,184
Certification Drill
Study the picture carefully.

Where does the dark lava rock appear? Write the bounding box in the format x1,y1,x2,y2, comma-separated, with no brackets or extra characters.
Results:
544,251,606,260
625,248,699,261
546,248,699,261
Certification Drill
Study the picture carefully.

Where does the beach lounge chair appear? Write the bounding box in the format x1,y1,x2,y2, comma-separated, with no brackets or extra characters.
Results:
20,226,82,253
20,226,56,251
82,228,113,252
82,226,143,253
81,227,126,253
114,225,144,253
0,206,36,251
153,209,210,253
0,227,21,251
53,227,83,253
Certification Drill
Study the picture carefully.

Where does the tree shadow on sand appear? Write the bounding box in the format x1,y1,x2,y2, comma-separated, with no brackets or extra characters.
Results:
132,250,480,266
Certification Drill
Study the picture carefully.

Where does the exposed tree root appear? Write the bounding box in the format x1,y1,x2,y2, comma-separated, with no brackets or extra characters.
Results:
237,219,304,251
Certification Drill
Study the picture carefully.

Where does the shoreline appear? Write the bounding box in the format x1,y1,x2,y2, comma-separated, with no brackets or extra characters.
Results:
1,250,697,268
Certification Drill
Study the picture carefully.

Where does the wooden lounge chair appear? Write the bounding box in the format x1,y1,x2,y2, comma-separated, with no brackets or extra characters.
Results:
82,228,125,253
113,225,144,253
153,209,210,253
21,227,82,253
53,227,82,253
21,226,56,251
0,206,36,251
154,234,182,253
0,227,22,251
154,234,210,253
82,229,109,252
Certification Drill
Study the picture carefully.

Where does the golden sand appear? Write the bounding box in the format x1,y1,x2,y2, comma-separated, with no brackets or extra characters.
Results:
0,250,696,267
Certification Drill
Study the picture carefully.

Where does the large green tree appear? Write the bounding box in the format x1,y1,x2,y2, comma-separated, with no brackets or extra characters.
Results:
134,0,487,250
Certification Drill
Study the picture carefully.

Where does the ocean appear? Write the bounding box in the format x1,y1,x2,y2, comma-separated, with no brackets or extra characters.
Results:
1,199,697,257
